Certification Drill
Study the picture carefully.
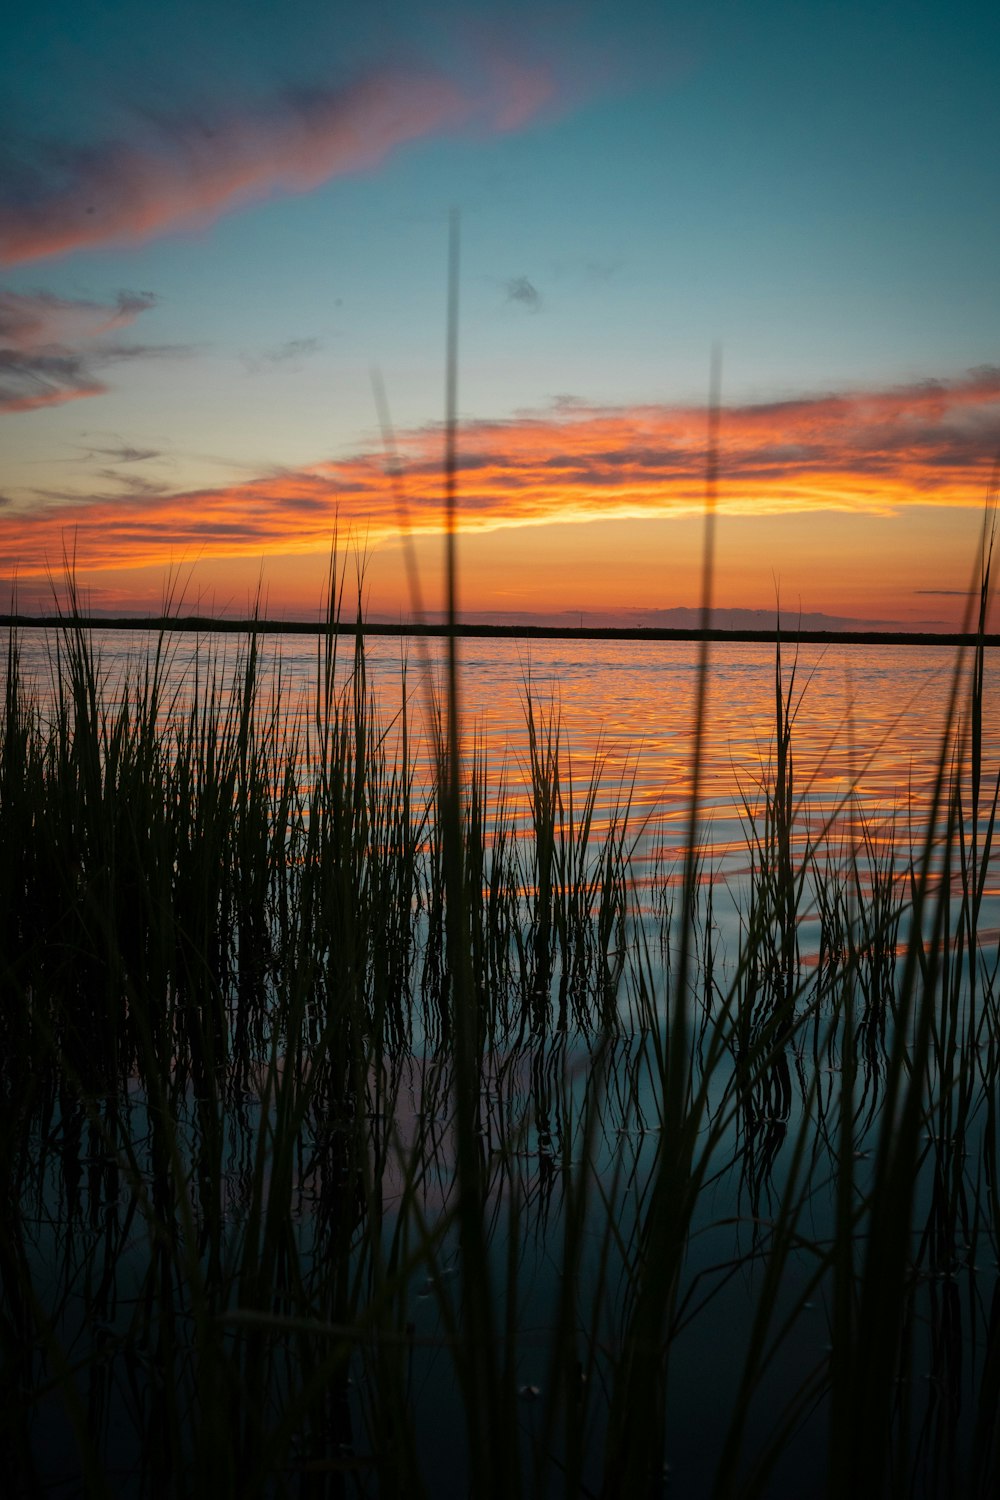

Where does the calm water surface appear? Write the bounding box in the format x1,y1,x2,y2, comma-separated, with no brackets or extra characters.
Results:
21,627,997,806
21,626,1000,927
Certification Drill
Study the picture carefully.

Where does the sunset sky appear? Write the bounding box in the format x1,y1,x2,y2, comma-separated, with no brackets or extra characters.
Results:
2,0,998,626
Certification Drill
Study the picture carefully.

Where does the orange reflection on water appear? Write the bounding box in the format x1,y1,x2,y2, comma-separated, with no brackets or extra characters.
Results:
13,628,999,949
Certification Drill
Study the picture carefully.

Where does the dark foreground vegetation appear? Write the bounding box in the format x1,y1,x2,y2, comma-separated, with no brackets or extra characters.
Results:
2,564,1000,1499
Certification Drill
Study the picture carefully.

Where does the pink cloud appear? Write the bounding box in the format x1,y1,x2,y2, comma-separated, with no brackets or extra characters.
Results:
0,289,156,349
0,62,557,267
0,288,159,412
0,364,107,413
480,56,556,131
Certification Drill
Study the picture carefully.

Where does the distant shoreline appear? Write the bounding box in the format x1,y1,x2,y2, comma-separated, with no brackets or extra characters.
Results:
2,614,996,648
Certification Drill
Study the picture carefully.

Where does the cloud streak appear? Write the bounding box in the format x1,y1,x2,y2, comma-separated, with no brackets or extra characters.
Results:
0,61,557,267
0,289,156,347
241,337,323,375
504,275,541,310
84,443,162,464
2,368,998,573
0,349,107,414
0,287,182,413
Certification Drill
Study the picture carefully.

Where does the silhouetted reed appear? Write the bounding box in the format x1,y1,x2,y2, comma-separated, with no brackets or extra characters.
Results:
1,519,999,1496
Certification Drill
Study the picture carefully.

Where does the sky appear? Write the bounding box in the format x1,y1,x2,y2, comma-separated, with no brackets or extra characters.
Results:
1,0,998,627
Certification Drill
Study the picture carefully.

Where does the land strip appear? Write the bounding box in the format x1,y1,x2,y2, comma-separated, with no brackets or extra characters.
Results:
2,614,998,648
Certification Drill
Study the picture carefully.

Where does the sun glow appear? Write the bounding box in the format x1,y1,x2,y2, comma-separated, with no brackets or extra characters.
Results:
3,371,997,624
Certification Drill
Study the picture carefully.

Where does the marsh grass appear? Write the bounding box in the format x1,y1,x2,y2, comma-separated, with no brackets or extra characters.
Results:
3,517,1000,1493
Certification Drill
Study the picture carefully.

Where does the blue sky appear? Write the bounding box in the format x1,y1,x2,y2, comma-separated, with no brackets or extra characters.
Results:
1,0,998,621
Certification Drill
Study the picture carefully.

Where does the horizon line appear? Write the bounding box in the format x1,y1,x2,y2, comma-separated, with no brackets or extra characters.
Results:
3,614,995,649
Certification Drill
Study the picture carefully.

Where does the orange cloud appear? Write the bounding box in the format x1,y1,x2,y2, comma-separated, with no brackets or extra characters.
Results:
2,369,998,578
0,62,556,267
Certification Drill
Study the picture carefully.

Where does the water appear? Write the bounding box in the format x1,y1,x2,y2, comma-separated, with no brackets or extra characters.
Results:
6,625,1000,1496
19,625,998,850
20,625,1000,949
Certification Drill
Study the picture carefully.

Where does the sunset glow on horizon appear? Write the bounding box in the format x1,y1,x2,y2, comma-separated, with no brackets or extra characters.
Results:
2,1,997,628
